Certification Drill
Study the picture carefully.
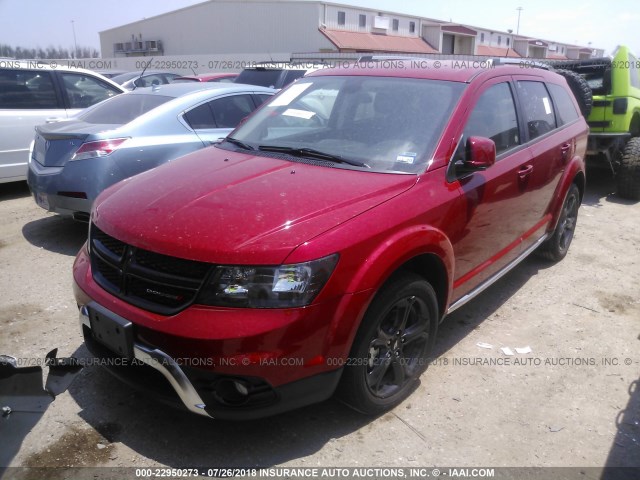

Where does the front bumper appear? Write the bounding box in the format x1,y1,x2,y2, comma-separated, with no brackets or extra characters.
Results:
78,303,343,419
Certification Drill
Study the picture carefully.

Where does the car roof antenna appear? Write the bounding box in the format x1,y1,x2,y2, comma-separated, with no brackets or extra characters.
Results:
134,57,153,90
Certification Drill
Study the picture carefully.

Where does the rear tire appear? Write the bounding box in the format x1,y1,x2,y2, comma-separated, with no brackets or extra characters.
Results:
537,183,580,262
337,272,438,415
616,138,640,200
555,69,593,117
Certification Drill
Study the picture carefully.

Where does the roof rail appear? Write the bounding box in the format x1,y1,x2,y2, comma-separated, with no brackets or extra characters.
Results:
490,57,551,70
357,54,426,63
545,57,612,69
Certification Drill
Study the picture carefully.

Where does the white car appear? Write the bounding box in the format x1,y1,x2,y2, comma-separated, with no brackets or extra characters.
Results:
0,61,125,183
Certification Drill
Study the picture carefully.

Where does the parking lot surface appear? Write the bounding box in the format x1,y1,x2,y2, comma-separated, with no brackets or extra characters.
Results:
1,169,638,474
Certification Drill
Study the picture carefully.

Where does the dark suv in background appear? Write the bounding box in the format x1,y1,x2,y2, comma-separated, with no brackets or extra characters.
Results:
234,62,325,89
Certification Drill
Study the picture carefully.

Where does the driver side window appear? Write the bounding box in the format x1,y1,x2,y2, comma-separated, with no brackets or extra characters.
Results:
459,82,520,160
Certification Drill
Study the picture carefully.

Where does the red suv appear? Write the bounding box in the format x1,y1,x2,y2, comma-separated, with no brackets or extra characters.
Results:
73,60,587,419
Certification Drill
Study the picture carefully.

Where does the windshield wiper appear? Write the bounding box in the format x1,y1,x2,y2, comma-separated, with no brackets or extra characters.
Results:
224,137,254,151
258,145,369,168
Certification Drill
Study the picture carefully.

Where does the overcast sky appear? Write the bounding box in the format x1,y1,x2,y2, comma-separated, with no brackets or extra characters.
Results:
1,0,637,56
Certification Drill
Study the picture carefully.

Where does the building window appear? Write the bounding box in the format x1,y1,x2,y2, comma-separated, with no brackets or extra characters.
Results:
498,35,502,46
409,21,415,33
480,33,485,43
392,19,399,31
359,14,366,28
338,11,345,26
506,37,510,47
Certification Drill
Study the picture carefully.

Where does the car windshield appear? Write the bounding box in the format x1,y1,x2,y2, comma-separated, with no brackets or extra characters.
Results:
225,75,465,173
77,93,173,124
581,67,611,96
110,72,142,84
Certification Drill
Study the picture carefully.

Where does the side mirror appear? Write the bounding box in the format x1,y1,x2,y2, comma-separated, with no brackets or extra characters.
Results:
463,136,496,171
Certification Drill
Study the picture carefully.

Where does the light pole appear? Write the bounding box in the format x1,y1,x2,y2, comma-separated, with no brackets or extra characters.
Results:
516,7,523,35
71,20,78,58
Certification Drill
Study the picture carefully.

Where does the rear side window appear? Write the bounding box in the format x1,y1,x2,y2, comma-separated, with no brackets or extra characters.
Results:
61,73,121,109
184,102,216,129
0,69,58,109
134,74,169,88
463,82,520,155
516,81,557,140
210,94,256,128
78,94,172,124
547,83,579,125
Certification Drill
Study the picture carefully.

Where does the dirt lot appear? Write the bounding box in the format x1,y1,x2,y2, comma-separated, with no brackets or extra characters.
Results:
0,169,639,477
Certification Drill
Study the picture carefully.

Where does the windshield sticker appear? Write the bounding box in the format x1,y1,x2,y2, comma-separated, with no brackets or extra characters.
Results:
396,152,417,164
270,82,313,106
282,108,316,119
542,97,552,115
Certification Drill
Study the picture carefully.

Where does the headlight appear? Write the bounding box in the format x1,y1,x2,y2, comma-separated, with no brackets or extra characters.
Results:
197,254,339,308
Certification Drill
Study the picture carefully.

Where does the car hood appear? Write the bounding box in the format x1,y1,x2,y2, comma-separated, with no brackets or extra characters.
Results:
93,148,417,264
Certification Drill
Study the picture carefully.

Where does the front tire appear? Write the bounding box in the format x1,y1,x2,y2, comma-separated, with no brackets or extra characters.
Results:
537,183,580,262
338,272,438,415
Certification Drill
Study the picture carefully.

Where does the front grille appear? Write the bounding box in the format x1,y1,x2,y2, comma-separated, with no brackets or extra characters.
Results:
90,223,213,315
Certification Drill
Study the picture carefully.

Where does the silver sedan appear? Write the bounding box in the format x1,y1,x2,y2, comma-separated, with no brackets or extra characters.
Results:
27,82,274,220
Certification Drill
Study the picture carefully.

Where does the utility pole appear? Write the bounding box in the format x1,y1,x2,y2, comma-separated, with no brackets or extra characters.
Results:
71,20,78,58
516,7,523,35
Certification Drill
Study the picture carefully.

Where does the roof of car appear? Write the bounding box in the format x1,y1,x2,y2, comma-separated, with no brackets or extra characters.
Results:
0,61,125,91
110,70,178,82
175,73,239,81
0,61,101,75
126,82,275,99
307,59,556,83
243,62,327,72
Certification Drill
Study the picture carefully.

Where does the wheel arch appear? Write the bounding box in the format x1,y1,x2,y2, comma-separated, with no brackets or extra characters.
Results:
396,253,449,321
546,157,587,233
341,225,455,321
572,169,586,204
325,226,454,362
630,111,640,137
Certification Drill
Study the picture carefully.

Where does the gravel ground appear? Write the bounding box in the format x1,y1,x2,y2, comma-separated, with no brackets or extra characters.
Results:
0,168,638,478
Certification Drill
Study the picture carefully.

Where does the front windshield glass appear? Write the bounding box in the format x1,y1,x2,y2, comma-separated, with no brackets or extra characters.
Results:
582,67,611,96
225,75,465,173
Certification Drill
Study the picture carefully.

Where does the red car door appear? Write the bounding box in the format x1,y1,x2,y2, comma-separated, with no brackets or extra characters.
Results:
512,78,569,252
448,77,537,300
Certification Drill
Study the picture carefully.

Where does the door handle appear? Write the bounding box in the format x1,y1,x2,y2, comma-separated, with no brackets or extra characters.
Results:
45,117,64,123
518,164,534,179
560,143,571,161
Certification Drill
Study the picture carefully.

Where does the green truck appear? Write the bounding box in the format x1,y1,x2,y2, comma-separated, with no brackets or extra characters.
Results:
554,45,640,199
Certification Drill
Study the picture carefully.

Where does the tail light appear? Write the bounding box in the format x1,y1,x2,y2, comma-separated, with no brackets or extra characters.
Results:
71,138,129,161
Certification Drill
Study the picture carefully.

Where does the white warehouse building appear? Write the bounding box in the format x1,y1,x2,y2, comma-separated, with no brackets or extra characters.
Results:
99,0,603,60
